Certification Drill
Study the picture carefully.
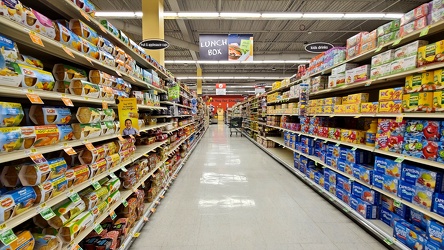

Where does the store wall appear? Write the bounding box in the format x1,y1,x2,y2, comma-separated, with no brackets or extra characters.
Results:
206,95,244,111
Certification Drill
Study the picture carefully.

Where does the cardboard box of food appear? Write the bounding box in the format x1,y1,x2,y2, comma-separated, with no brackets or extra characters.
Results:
371,50,394,67
54,23,82,52
30,106,72,125
394,40,428,59
69,80,100,98
390,55,417,74
418,40,444,67
379,87,404,101
379,100,403,113
22,7,56,39
19,64,55,91
403,92,434,112
361,102,379,113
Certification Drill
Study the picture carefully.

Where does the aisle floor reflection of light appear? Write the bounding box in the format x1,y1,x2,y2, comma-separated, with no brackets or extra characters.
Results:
200,173,248,185
198,197,256,208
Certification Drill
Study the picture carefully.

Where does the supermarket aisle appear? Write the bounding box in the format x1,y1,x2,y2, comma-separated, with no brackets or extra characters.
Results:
131,124,386,250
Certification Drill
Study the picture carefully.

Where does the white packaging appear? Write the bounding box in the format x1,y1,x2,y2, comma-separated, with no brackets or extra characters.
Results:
394,40,428,59
331,63,359,76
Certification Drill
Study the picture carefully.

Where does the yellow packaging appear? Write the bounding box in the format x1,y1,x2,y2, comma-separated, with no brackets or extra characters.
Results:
379,87,404,101
347,93,369,104
309,100,317,107
334,105,346,114
360,102,379,113
434,69,444,90
403,92,434,112
421,71,435,91
272,81,281,90
288,103,294,109
342,96,349,104
315,106,323,114
345,130,365,144
417,40,444,67
433,91,444,112
405,74,423,93
325,97,342,105
379,100,402,113
345,104,360,113
324,106,334,114
340,129,350,142
317,99,325,106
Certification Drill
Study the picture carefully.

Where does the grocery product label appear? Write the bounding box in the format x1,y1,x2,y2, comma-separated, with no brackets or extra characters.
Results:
30,153,47,164
0,229,17,245
109,172,117,179
29,31,44,47
39,207,56,220
134,232,140,238
62,97,74,107
393,38,402,46
419,26,429,37
63,147,77,155
69,193,81,203
91,181,101,190
121,166,128,172
122,200,128,207
26,93,44,104
395,157,404,163
109,210,116,220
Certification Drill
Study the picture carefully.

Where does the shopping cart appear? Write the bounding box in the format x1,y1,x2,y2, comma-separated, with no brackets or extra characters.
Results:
229,117,243,137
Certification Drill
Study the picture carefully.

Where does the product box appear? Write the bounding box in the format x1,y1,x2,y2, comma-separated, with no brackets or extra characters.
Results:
346,32,363,48
405,73,424,93
347,65,371,84
394,40,428,59
377,20,401,37
403,92,434,112
401,164,444,192
349,196,378,219
337,160,347,173
383,174,399,195
335,73,346,87
379,87,404,101
336,174,352,193
371,50,394,67
327,75,337,88
434,68,444,90
374,155,399,174
410,208,431,230
380,208,405,228
432,193,444,217
394,221,427,250
402,137,440,161
360,40,377,54
381,194,410,218
334,105,346,114
370,63,391,79
352,181,380,204
379,100,403,113
353,164,373,185
377,31,400,46
344,104,360,113
324,97,342,105
404,120,440,141
421,71,436,91
360,102,378,113
324,181,336,195
427,220,444,248
332,63,359,76
346,45,361,59
433,91,444,111
324,169,337,185
398,181,416,202
390,55,417,74
418,40,444,67
336,187,350,205
372,171,384,190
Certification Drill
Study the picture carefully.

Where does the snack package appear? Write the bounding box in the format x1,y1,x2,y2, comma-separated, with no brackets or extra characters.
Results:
89,70,115,87
52,64,87,81
32,180,54,204
99,109,116,122
100,20,119,37
33,234,61,250
80,187,108,209
69,19,99,45
50,175,68,197
100,86,114,101
22,7,56,39
0,102,24,127
18,64,55,91
48,199,86,229
29,106,72,125
0,165,20,187
78,144,107,165
100,121,117,136
0,230,35,250
54,23,82,52
57,124,74,142
20,55,43,69
58,211,94,243
20,125,60,148
0,187,37,223
71,164,90,186
89,158,107,177
80,38,99,60
105,153,121,170
76,107,100,124
0,33,20,63
18,162,51,186
71,123,101,140
97,36,115,55
69,80,100,98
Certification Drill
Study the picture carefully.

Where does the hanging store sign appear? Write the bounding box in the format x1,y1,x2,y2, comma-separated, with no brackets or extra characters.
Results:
255,84,265,94
215,83,226,95
304,42,334,53
118,98,140,136
139,39,169,50
199,34,253,61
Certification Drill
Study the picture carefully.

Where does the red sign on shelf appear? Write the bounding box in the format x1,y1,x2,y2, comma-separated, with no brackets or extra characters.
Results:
215,83,226,95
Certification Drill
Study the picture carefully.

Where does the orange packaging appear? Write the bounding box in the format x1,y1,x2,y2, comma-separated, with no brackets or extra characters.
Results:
361,102,379,113
347,93,369,104
379,101,403,113
20,125,60,148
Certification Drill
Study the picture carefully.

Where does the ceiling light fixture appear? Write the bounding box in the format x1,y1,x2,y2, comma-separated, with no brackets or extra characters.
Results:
95,11,403,20
165,60,310,64
176,76,282,80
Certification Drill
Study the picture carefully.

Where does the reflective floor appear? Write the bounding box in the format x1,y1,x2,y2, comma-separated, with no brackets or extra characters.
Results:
131,124,386,250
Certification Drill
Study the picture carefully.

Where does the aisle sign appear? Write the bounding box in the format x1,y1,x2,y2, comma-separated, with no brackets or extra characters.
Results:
199,34,253,61
216,83,226,95
117,98,140,136
255,84,265,94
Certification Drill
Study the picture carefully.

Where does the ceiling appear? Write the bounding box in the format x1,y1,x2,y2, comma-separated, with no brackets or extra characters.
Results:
91,0,429,94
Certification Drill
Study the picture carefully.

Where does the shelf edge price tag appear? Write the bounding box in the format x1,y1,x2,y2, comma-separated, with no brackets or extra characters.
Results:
93,224,103,234
109,172,117,179
69,193,81,203
395,157,404,163
63,147,77,155
419,26,430,37
91,181,101,190
62,97,74,107
83,55,94,66
30,153,47,164
102,101,108,109
0,229,18,246
335,143,340,147
151,208,156,213
79,10,91,21
375,46,382,53
98,24,108,33
117,135,125,142
109,210,117,220
115,70,122,77
121,166,128,172
84,143,96,151
29,31,44,47
365,81,372,87
392,38,402,46
122,199,128,207
384,238,394,245
351,147,357,151
143,216,148,222
39,207,56,220
133,232,140,238
393,199,402,208
62,45,75,58
395,116,403,123
26,93,44,104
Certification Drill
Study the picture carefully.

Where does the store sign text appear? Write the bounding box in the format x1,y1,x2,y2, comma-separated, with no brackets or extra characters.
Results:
305,42,334,53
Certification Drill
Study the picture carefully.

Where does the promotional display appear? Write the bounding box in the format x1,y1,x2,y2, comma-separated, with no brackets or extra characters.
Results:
199,34,253,61
215,83,227,95
118,98,139,136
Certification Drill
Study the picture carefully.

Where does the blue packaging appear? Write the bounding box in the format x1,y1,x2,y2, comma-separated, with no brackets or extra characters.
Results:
344,161,354,176
411,208,432,231
373,171,385,190
404,120,440,141
427,220,444,247
332,145,341,158
325,155,333,166
402,137,440,161
326,144,334,155
432,193,444,217
383,174,399,196
352,164,373,185
336,187,350,205
324,169,337,185
352,182,380,205
394,221,427,250
380,208,405,228
314,172,323,186
337,159,347,173
380,195,410,218
330,156,339,170
325,181,336,195
412,185,434,210
349,196,378,219
339,147,348,161
398,181,416,202
425,240,442,250
336,174,352,193
374,155,401,174
346,149,371,164
401,163,444,192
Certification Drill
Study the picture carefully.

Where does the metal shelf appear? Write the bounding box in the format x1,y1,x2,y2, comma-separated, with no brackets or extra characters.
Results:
37,0,172,80
160,101,192,109
1,140,168,232
138,105,167,111
163,122,194,134
140,122,172,132
267,79,302,94
166,132,195,156
308,112,444,119
267,97,299,105
267,113,299,116
0,16,165,93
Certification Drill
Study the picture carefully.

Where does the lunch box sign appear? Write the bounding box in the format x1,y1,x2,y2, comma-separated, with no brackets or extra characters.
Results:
199,34,253,61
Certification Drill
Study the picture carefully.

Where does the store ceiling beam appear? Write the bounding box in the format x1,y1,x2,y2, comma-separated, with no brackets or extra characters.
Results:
175,72,290,78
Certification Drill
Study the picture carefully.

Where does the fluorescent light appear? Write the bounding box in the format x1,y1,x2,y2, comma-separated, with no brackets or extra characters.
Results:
163,12,178,18
261,13,303,18
384,13,403,19
166,60,310,64
344,13,384,19
303,13,344,19
176,76,283,80
95,11,140,17
178,12,219,18
220,12,261,18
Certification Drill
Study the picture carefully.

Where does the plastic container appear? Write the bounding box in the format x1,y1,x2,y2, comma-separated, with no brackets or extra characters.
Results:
365,120,378,146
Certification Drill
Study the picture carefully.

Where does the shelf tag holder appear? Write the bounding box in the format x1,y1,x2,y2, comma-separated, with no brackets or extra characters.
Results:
133,232,140,238
62,46,75,58
63,147,77,155
109,210,117,220
39,207,56,220
384,238,394,245
93,224,103,234
143,216,149,222
117,135,125,142
26,93,44,104
395,157,404,163
0,229,18,246
91,181,101,190
61,96,74,107
102,101,108,109
419,26,430,37
69,193,81,203
121,166,128,172
29,153,47,165
393,200,402,208
364,81,372,87
79,10,91,21
29,31,44,47
375,46,383,53
151,208,156,213
351,147,357,151
122,200,128,207
335,143,340,147
109,172,117,179
395,116,403,123
392,38,402,46
84,143,96,151
83,55,94,66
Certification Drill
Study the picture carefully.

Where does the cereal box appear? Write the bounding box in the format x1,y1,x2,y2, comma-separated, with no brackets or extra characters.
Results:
379,100,402,113
348,93,369,104
361,102,379,113
379,87,404,101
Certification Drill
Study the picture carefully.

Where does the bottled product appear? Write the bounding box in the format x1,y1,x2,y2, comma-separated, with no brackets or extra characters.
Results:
365,120,378,146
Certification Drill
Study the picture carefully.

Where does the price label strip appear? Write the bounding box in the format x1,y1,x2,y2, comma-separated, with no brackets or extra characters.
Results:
117,135,125,142
395,157,404,163
39,207,56,220
79,10,91,21
69,193,81,203
0,229,18,245
91,181,101,190
63,147,77,155
61,97,74,107
393,200,402,208
94,224,103,234
62,46,75,58
102,101,108,109
26,93,44,104
392,38,402,46
29,31,44,47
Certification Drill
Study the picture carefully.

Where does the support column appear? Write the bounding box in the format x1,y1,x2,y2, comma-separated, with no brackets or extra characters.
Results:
142,0,165,66
197,67,202,95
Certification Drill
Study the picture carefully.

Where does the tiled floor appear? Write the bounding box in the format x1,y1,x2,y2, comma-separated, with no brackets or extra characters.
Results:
130,124,387,250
